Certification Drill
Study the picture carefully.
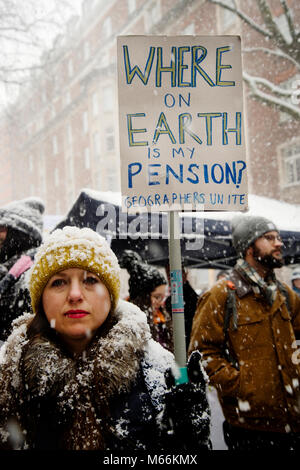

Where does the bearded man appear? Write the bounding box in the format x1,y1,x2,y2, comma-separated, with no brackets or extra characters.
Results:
189,216,300,450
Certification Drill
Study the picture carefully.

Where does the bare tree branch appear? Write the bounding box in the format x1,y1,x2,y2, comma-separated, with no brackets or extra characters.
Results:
257,0,287,47
207,0,272,37
207,0,300,120
244,71,298,98
243,47,300,71
0,0,78,108
243,71,300,120
280,0,296,41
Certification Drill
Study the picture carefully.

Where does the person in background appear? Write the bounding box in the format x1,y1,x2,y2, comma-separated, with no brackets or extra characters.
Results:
291,266,300,296
216,269,230,281
120,250,173,352
0,227,211,451
189,215,300,450
0,197,44,341
165,262,198,353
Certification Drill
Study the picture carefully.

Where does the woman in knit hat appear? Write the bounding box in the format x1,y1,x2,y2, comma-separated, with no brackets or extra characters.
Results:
0,226,211,451
120,250,173,352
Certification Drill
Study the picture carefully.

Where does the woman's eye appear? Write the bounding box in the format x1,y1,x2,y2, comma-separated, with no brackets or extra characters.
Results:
51,278,65,287
84,276,98,285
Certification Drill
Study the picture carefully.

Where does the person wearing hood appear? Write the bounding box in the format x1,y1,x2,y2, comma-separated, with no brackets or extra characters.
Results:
189,215,300,450
0,226,211,452
120,250,173,352
291,267,300,297
0,197,44,341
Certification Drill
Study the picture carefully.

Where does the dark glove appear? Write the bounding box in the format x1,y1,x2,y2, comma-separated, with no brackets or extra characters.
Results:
160,350,211,452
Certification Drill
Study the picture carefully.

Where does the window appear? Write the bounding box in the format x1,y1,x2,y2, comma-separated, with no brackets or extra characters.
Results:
68,158,73,176
40,153,47,197
54,168,59,186
55,199,61,215
274,14,293,43
220,0,236,31
64,91,71,108
100,52,109,68
280,141,300,186
96,169,102,190
29,155,33,173
84,41,90,60
93,132,101,157
67,124,72,145
105,126,115,152
145,1,161,31
83,111,89,134
128,0,136,15
279,77,296,122
42,90,47,103
92,92,99,116
103,86,113,112
84,147,90,169
53,135,58,155
68,58,74,77
107,167,117,190
103,17,112,38
38,115,44,131
183,23,195,35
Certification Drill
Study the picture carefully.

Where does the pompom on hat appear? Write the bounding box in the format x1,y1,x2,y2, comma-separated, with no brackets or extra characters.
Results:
231,215,278,257
28,226,121,315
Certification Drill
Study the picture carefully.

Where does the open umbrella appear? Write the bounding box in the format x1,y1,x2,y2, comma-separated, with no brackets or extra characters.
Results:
54,188,300,268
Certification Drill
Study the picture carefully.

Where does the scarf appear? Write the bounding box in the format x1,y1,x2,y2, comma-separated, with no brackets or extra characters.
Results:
293,286,300,297
235,259,278,305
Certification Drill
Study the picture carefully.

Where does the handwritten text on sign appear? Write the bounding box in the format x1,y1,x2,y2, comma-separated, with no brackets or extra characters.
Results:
117,36,248,212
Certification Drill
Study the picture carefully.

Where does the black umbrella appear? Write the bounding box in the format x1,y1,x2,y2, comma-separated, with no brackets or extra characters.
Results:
54,189,300,268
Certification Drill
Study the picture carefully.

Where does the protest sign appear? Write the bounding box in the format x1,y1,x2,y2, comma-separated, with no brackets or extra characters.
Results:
117,35,248,212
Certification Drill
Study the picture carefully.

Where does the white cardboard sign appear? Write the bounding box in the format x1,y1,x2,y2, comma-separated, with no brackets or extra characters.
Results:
117,35,248,212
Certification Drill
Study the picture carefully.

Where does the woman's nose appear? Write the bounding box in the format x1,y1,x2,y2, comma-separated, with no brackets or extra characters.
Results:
68,280,83,302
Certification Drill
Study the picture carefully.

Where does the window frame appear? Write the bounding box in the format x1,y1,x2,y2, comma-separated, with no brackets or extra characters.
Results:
279,140,300,188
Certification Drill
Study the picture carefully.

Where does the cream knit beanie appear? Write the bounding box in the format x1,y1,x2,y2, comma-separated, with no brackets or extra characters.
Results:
28,226,121,314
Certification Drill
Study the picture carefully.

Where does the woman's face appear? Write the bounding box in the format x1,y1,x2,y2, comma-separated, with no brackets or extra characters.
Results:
42,268,111,353
150,284,167,310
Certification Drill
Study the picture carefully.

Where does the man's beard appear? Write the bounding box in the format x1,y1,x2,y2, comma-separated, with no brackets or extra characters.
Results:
253,246,284,269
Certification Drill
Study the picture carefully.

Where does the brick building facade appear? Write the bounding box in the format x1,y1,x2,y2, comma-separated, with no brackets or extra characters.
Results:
0,0,299,214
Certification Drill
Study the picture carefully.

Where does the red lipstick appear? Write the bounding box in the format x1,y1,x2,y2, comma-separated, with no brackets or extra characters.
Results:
64,310,89,319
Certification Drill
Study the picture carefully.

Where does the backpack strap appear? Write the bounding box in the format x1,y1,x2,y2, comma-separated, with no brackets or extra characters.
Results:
277,280,291,317
224,281,238,334
222,279,291,370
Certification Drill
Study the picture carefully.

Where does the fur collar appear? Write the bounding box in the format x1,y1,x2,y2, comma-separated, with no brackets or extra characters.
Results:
0,300,155,449
8,300,152,397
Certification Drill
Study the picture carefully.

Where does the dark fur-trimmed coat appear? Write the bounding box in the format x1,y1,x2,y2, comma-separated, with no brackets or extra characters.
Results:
0,300,210,451
0,248,36,342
